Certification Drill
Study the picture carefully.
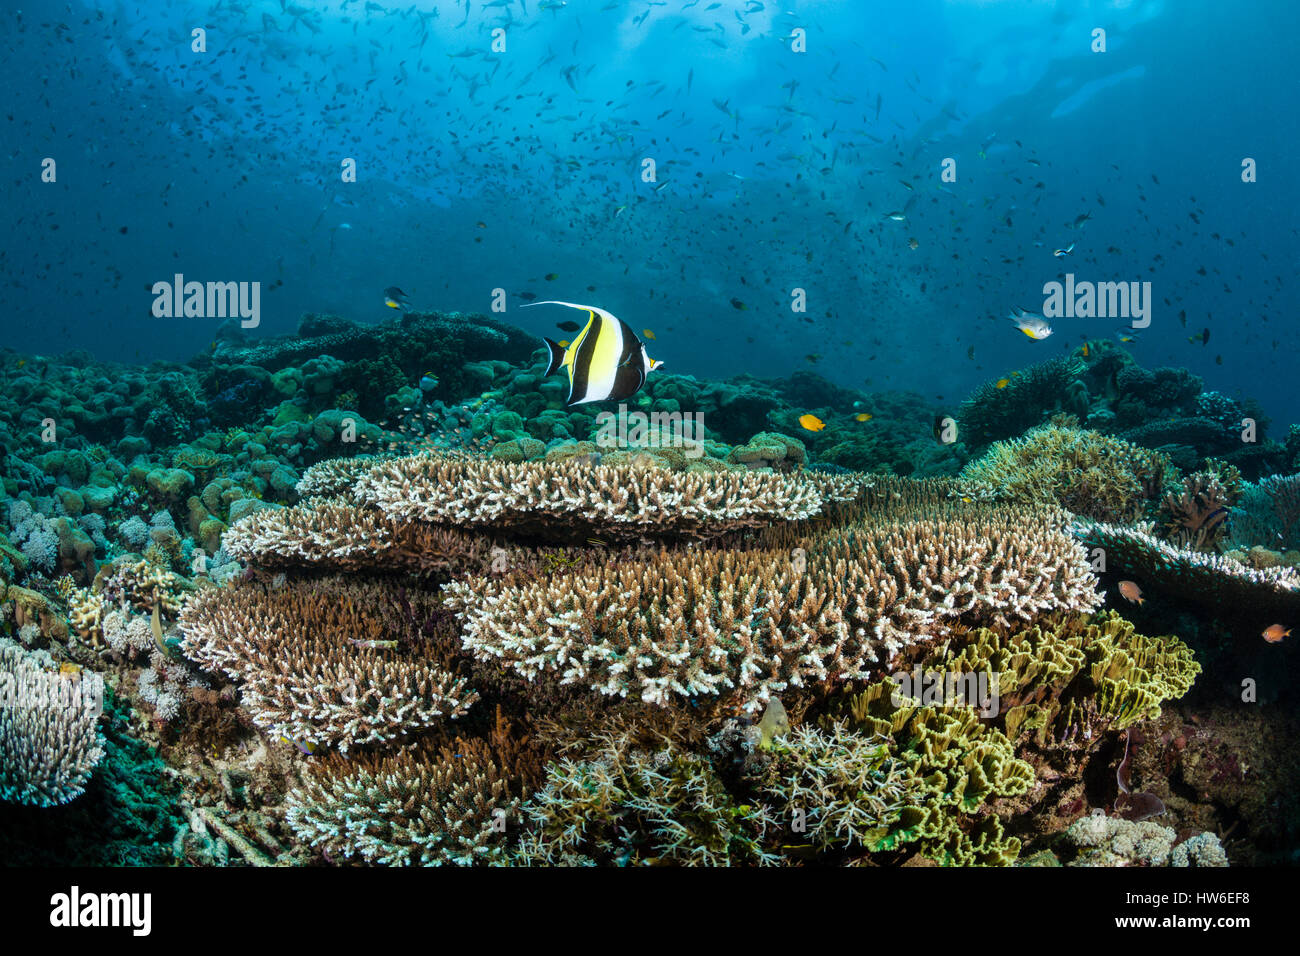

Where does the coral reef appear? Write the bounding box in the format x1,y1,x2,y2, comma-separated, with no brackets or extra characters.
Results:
223,499,490,575
5,298,1297,869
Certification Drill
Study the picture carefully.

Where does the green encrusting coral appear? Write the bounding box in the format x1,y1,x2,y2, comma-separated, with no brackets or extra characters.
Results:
830,680,1033,866
932,612,1201,748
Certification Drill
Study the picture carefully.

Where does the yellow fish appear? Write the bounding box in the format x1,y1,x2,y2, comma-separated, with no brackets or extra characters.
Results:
798,414,826,432
756,697,790,751
855,413,873,422
642,328,656,340
995,378,1010,389
150,603,167,654
279,736,319,756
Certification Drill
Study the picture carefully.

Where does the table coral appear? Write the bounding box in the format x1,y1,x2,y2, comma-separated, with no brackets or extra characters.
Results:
445,498,1101,709
180,576,478,753
354,451,863,543
224,498,490,576
1073,519,1300,621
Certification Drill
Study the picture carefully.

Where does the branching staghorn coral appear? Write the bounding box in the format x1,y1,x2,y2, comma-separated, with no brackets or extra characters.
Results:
181,576,477,752
223,498,491,575
285,737,519,866
514,729,779,866
354,451,864,543
0,639,105,806
1073,519,1300,620
957,424,1174,524
445,500,1101,710
757,722,919,854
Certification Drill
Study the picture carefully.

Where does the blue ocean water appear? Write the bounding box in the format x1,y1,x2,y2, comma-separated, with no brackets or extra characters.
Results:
2,0,1298,419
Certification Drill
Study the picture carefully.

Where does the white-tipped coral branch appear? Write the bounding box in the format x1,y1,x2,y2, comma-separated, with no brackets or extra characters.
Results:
180,577,477,753
224,499,489,575
446,501,1101,710
0,639,105,806
353,451,864,542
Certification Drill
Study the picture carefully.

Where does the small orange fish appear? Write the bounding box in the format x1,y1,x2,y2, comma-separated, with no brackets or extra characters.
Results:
558,339,570,348
798,414,826,432
994,378,1010,389
855,413,873,422
1080,343,1090,358
1262,624,1290,643
1117,580,1144,606
642,328,656,340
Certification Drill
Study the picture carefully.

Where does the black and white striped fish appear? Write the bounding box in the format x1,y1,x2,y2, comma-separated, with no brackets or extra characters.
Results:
526,301,663,405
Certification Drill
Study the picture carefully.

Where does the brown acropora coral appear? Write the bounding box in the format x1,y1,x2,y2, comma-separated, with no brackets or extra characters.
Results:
444,498,1102,710
180,576,477,752
284,737,520,866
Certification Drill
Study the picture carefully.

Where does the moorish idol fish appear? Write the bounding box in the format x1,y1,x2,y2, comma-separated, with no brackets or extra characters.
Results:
525,301,663,405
